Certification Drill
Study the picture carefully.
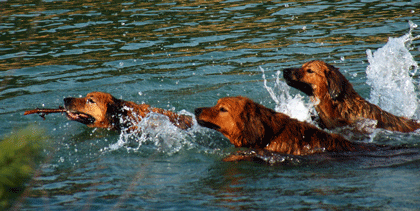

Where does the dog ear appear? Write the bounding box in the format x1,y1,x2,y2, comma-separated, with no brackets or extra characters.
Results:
326,64,345,100
106,97,126,130
238,101,268,148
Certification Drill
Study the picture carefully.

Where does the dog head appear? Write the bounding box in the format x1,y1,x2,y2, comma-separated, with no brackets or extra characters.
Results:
283,60,348,100
195,96,276,148
64,92,125,129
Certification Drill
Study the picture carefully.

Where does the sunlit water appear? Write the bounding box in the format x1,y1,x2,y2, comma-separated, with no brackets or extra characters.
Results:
1,1,420,210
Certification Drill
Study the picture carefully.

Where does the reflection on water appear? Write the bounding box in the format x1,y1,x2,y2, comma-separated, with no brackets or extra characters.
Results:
2,1,418,75
1,0,420,210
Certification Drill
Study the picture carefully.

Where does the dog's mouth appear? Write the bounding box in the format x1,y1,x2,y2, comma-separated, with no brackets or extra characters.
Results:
197,120,221,130
285,80,314,96
65,110,96,125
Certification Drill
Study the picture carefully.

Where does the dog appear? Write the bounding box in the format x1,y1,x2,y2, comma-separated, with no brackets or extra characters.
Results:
283,60,420,133
195,96,375,162
64,92,193,131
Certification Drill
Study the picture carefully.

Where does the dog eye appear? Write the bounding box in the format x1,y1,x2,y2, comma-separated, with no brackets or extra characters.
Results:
219,107,228,112
307,69,314,73
87,99,95,104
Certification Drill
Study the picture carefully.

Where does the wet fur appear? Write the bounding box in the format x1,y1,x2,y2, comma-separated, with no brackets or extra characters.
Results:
195,96,373,161
283,60,420,133
64,92,192,131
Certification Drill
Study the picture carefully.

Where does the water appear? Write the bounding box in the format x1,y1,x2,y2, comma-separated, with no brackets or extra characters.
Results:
261,67,315,123
366,21,420,118
1,1,420,210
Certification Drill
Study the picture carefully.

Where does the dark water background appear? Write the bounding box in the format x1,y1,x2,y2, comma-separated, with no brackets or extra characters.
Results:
1,0,420,210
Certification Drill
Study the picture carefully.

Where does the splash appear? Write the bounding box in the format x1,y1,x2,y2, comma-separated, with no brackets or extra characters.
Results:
260,67,315,123
105,111,199,155
366,21,420,118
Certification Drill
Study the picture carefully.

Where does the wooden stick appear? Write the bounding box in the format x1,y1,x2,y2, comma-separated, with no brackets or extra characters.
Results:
24,106,66,120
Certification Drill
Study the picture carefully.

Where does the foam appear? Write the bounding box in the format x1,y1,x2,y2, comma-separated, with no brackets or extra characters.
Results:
261,67,315,123
105,111,199,155
366,21,420,118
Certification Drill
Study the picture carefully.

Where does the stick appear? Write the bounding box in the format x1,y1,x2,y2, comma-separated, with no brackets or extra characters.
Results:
24,106,66,120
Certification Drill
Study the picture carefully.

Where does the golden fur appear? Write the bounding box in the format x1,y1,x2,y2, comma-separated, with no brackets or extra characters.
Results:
195,96,373,161
283,60,420,133
64,92,192,131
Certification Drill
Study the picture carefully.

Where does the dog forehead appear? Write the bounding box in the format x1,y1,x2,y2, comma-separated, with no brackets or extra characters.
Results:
303,60,328,71
86,92,113,101
217,96,247,107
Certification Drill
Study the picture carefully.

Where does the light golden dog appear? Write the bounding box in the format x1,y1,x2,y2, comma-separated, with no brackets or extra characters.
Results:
64,92,192,131
283,60,420,132
195,96,374,162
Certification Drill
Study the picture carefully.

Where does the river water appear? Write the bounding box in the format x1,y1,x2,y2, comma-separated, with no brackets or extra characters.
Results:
1,1,420,210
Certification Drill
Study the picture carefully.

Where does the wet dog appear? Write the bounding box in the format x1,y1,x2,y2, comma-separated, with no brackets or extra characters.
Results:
195,96,374,162
64,92,192,131
283,60,420,133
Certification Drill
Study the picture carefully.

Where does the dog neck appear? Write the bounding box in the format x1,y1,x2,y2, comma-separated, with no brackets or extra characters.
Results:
106,100,149,131
310,85,364,129
262,113,320,155
229,104,287,149
246,113,291,149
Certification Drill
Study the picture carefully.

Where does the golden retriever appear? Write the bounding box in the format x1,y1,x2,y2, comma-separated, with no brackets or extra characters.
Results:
283,60,420,132
63,92,192,131
195,96,374,162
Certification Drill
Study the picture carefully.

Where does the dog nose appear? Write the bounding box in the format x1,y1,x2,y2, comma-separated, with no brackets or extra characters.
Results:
194,108,203,117
63,97,73,106
282,68,293,75
283,68,298,81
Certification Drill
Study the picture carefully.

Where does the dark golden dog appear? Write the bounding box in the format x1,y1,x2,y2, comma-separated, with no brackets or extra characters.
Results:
195,96,373,161
64,92,192,131
283,60,420,133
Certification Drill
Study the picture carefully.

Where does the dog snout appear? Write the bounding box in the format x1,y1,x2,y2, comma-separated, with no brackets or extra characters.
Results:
63,97,74,107
283,68,295,81
283,68,302,82
194,108,203,117
283,67,299,76
283,68,293,76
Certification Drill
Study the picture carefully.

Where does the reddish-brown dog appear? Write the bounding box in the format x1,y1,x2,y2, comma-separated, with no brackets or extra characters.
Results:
64,92,192,131
195,96,373,161
283,60,420,133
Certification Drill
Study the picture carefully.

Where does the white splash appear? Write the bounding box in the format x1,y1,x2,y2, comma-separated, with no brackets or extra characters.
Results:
106,111,198,155
366,21,420,118
260,67,315,123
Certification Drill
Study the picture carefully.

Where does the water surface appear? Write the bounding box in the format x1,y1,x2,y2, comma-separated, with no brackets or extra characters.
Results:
1,1,420,210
